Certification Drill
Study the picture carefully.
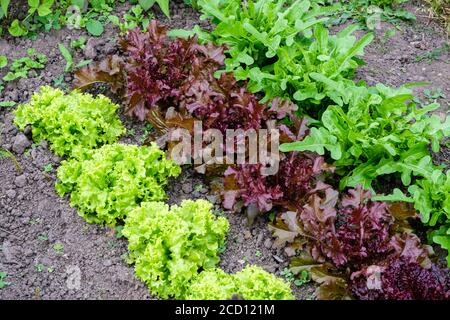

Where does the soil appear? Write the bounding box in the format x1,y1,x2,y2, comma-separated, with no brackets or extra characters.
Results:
0,0,448,300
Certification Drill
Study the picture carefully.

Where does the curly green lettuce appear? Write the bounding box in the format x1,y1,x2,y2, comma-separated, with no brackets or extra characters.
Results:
185,269,235,300
233,265,295,300
122,200,229,299
186,266,295,300
14,86,125,159
56,143,181,225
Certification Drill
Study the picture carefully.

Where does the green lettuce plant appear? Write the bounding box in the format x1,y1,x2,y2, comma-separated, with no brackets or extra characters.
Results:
56,143,181,225
122,200,229,299
14,86,125,159
186,0,373,108
186,266,295,300
280,81,450,264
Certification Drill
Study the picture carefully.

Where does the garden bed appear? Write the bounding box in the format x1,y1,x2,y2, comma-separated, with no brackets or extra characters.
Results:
0,0,449,300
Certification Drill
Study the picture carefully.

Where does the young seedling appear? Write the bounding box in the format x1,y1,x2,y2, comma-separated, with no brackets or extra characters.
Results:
2,49,47,81
58,43,73,73
0,55,7,68
35,263,45,272
43,163,54,173
0,101,16,108
424,88,446,101
109,5,152,33
293,270,311,287
140,123,153,144
415,43,450,63
0,272,10,289
37,233,49,242
126,128,136,137
70,36,87,50
114,226,124,239
280,267,295,282
194,184,204,193
0,127,23,173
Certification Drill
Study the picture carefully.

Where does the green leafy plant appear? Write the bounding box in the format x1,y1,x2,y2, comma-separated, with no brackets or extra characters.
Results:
56,143,181,225
122,199,229,299
187,0,373,108
280,82,449,191
186,266,294,300
14,86,125,159
2,49,47,82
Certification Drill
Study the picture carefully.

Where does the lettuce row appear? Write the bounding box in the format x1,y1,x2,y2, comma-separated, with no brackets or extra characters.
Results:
190,0,373,106
186,266,295,300
122,200,230,299
56,143,181,225
280,82,449,191
14,86,125,159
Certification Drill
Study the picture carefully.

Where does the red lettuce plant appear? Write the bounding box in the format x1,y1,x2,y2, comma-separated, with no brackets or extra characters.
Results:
270,185,450,300
223,153,333,214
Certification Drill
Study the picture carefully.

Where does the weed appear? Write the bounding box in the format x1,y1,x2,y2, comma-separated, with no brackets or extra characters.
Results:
126,128,136,137
2,49,47,82
52,74,65,88
0,127,22,173
70,36,87,50
424,87,446,101
114,225,124,239
0,101,16,108
293,270,311,287
415,43,450,62
194,184,204,193
35,263,45,272
109,5,153,33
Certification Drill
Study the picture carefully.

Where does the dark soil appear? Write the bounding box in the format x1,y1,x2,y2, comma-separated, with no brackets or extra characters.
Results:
0,0,448,300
